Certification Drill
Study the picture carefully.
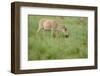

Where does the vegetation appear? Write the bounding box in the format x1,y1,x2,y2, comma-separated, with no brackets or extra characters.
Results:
28,15,88,60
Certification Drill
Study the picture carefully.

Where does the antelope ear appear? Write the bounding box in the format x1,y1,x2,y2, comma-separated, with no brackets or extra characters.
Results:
62,25,66,28
64,25,67,28
64,25,67,30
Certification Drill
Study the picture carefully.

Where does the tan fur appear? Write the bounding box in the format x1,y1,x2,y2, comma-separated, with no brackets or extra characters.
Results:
37,18,69,37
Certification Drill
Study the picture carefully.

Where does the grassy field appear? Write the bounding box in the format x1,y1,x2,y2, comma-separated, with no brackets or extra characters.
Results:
28,15,88,61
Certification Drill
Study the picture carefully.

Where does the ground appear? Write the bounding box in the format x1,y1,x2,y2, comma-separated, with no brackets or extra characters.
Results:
28,15,88,60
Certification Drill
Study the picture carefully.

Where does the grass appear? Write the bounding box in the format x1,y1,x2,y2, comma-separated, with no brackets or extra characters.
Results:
28,15,88,61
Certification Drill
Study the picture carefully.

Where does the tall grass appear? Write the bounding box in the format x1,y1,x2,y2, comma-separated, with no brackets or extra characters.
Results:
28,15,88,60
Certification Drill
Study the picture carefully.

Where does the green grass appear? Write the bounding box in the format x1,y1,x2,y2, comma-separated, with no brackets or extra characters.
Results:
28,15,88,60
